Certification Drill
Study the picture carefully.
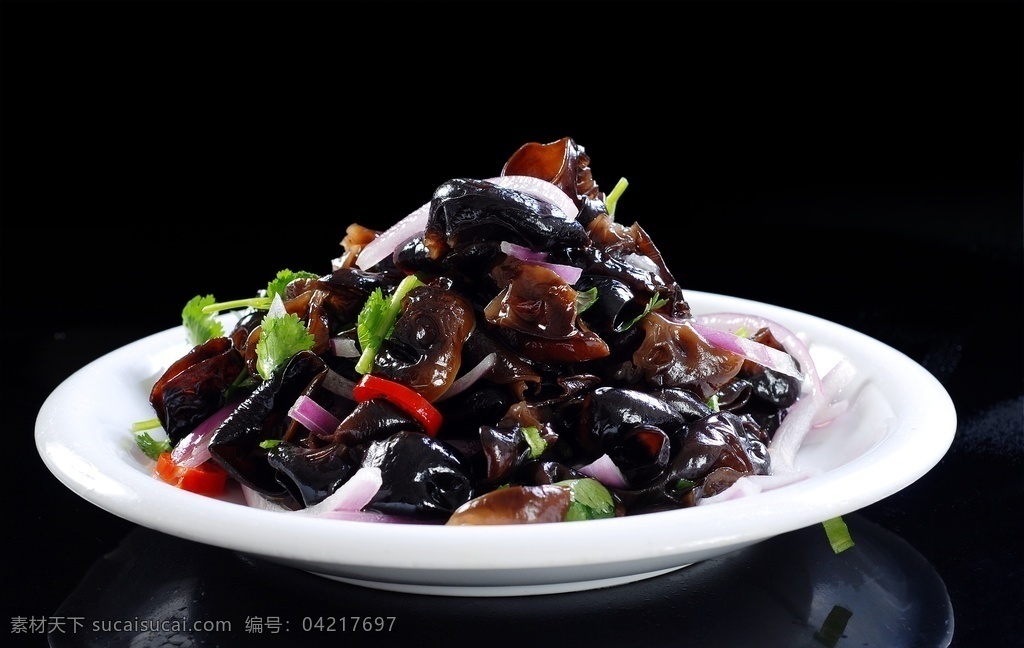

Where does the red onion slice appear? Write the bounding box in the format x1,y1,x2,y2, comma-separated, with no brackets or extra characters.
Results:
355,202,430,271
768,357,855,473
241,467,384,518
499,240,583,285
697,469,822,505
287,395,341,437
578,454,629,489
302,466,383,516
537,261,582,285
435,353,497,402
689,321,803,379
330,335,361,358
171,398,241,468
499,241,549,262
489,175,579,221
693,312,822,400
241,484,286,512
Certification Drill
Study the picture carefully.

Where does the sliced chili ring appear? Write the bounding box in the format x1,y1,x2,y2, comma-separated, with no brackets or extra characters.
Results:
155,452,229,496
353,374,443,436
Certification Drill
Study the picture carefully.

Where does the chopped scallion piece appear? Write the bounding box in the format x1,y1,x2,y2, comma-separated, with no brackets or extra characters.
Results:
822,516,855,553
521,426,547,458
814,604,853,647
131,418,162,433
604,177,629,217
674,478,695,494
576,286,598,314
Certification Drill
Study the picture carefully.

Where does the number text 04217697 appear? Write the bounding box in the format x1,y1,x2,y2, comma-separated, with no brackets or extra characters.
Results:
301,616,397,632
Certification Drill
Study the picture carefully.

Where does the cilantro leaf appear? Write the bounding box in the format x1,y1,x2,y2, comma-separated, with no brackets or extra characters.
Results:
557,478,616,521
266,269,319,301
134,430,171,460
355,274,424,374
615,293,670,333
255,295,315,380
357,288,389,355
182,294,225,346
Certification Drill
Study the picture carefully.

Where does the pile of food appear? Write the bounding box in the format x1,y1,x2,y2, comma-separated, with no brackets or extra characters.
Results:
138,137,848,526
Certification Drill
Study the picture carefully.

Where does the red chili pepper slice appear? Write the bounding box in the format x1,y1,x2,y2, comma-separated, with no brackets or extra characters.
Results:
352,374,443,436
155,452,229,496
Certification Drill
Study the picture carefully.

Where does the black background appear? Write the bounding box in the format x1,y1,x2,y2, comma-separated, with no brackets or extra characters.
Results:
2,2,1021,647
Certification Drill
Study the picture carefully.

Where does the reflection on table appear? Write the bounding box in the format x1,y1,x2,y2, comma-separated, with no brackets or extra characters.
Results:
45,513,953,648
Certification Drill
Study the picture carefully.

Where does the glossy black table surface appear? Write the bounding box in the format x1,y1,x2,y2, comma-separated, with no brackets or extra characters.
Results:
3,2,1021,647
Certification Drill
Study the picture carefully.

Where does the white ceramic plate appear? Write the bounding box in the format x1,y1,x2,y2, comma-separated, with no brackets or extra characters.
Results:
35,291,956,597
